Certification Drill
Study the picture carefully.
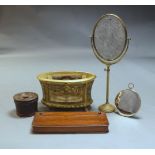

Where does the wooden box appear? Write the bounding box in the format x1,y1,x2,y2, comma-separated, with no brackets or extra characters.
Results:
32,112,109,133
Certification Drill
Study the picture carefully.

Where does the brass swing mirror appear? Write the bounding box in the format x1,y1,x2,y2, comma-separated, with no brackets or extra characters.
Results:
91,14,130,113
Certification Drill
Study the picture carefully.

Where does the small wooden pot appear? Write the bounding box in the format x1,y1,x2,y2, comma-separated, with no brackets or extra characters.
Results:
13,92,38,117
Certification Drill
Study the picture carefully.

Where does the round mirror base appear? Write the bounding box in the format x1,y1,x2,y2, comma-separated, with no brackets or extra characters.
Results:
98,103,115,113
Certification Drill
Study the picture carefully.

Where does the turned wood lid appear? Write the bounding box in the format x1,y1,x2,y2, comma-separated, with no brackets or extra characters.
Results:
13,92,38,102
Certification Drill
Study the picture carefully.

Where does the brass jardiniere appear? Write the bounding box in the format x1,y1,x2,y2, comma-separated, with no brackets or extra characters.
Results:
37,71,96,109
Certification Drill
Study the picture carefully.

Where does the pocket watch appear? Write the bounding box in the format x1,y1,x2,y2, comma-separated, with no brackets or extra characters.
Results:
115,83,141,117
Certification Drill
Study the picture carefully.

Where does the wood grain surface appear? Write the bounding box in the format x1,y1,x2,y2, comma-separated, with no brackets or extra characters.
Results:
32,112,109,133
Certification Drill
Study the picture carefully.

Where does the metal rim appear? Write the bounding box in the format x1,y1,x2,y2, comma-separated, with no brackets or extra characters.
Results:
91,13,128,65
37,71,96,83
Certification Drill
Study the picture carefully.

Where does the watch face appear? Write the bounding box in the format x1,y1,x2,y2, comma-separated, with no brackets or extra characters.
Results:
115,89,141,117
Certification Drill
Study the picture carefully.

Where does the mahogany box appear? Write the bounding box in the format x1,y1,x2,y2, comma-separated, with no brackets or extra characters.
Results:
32,111,109,133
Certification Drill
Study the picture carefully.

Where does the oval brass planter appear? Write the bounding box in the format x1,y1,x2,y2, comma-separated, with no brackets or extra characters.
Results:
37,71,96,109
